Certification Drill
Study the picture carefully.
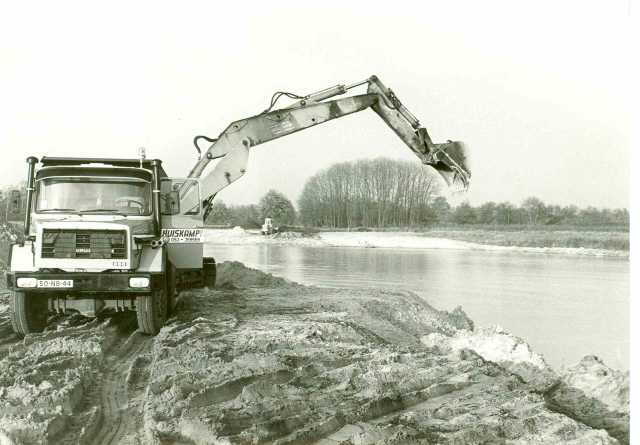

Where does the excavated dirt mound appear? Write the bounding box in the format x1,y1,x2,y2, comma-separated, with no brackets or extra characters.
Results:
0,262,628,444
269,231,320,241
231,226,247,236
546,355,630,444
215,261,292,289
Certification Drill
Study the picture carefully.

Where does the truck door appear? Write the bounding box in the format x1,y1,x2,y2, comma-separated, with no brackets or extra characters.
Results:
159,178,203,268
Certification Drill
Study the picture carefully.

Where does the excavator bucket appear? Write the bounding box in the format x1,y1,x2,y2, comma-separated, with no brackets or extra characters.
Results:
427,140,471,194
366,76,471,194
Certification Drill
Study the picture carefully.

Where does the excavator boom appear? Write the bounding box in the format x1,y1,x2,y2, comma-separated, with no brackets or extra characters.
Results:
186,75,471,213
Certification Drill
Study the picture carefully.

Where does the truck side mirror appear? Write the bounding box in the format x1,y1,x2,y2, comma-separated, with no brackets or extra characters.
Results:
166,191,180,215
9,190,23,213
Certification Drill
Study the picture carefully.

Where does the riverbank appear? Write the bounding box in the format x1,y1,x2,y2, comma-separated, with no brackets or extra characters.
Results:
206,228,630,258
420,226,629,252
0,262,629,444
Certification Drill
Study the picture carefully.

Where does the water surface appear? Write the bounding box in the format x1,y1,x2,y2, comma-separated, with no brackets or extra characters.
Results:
205,243,630,370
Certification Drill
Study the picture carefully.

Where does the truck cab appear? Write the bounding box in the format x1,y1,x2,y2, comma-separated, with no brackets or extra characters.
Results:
7,155,216,335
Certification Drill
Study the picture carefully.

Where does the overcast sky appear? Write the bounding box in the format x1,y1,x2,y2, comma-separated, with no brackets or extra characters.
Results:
0,0,629,209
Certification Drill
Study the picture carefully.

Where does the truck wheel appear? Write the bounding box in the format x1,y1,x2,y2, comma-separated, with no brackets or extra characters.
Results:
10,291,48,335
137,289,167,335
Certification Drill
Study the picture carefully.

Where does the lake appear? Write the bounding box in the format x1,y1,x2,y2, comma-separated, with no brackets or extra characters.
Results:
205,243,630,371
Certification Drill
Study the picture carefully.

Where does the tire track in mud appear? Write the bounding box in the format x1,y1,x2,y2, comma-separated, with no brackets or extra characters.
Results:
91,333,154,445
56,319,154,445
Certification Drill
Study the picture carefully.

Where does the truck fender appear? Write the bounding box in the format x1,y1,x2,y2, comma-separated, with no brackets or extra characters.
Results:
136,245,165,273
9,243,37,272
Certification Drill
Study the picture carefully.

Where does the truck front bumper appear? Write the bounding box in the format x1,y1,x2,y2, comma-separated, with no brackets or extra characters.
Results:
6,272,165,295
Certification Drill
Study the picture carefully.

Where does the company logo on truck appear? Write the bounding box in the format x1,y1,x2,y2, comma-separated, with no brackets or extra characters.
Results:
161,229,204,243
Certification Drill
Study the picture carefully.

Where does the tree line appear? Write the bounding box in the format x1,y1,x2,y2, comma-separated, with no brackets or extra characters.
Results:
444,198,629,227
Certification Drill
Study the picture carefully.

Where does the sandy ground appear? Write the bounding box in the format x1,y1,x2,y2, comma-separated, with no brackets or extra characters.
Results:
0,264,630,445
206,228,630,258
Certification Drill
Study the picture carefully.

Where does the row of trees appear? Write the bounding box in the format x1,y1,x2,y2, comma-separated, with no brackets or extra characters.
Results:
298,158,442,228
206,189,629,230
447,198,629,227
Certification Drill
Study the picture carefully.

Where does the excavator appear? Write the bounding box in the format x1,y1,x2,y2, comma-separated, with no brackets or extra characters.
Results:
6,75,471,335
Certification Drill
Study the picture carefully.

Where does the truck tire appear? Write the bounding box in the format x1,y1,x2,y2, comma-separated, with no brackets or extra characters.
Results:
204,257,216,288
10,291,48,335
137,289,167,335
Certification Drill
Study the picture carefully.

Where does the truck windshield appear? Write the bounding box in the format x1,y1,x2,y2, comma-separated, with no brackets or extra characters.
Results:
36,178,152,215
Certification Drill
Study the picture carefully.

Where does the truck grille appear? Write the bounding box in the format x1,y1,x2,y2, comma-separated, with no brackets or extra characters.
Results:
42,229,127,259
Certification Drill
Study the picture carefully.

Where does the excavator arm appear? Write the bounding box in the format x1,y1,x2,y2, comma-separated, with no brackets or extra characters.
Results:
184,75,471,216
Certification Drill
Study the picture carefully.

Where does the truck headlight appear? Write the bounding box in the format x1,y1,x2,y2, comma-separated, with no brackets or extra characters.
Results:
17,278,37,288
129,277,150,288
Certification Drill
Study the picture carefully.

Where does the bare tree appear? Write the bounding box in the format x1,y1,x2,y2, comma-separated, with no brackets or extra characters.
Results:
522,196,544,225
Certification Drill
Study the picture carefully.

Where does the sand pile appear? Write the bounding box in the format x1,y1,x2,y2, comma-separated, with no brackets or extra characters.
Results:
546,355,630,444
230,226,247,236
422,327,629,444
422,325,557,391
267,231,324,246
270,231,318,240
215,261,291,289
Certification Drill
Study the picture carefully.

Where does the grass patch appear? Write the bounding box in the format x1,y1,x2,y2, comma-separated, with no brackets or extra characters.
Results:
422,228,629,251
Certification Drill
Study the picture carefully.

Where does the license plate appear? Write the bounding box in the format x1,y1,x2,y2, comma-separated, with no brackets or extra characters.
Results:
37,279,73,288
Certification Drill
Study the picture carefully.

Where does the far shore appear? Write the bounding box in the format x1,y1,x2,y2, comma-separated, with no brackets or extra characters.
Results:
205,228,629,258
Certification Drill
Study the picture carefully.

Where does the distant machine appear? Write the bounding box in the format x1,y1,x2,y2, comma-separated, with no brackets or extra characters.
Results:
261,218,276,235
6,75,471,335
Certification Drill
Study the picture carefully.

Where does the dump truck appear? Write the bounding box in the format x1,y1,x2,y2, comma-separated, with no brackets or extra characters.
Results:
6,75,471,335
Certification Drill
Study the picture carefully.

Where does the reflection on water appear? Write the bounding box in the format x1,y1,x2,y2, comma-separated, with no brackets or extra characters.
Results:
205,243,630,370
